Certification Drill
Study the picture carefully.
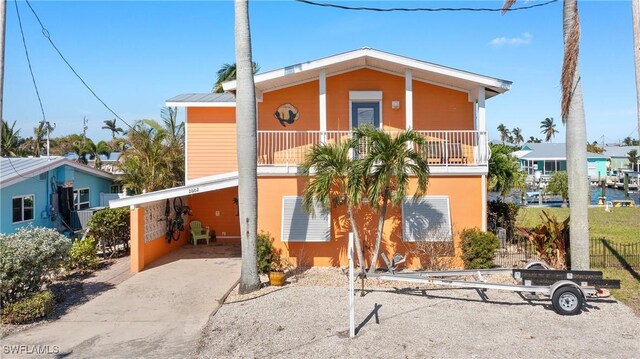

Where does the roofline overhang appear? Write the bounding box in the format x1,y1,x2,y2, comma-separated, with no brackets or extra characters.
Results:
1,157,114,189
165,101,236,108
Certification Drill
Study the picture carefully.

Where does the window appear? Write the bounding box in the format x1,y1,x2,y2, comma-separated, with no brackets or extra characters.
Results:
281,196,330,242
73,188,90,210
12,195,35,223
402,196,452,241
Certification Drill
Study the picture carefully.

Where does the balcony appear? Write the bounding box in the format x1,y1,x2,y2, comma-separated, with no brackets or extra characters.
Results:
256,130,488,168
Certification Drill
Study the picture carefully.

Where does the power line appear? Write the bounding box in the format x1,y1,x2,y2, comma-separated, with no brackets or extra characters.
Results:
14,0,46,124
23,0,133,130
295,0,558,13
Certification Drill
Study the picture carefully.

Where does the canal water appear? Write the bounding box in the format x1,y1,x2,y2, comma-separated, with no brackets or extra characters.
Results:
488,187,639,206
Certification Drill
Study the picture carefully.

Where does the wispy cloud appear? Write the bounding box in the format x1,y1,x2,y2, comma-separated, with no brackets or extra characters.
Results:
489,32,533,46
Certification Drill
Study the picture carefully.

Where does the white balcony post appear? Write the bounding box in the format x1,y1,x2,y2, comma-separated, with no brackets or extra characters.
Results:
319,69,327,144
405,69,413,130
477,87,487,164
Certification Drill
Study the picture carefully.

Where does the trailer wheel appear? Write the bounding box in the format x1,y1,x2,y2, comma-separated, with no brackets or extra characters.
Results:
552,286,584,315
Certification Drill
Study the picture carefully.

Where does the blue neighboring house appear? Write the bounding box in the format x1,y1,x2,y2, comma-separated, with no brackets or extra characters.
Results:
1,157,115,234
515,143,608,179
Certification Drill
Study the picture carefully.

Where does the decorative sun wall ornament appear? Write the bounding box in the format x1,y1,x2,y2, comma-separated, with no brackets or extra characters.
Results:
274,103,299,127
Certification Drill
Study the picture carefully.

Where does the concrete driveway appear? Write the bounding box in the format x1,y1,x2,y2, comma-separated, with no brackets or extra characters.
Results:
1,244,241,358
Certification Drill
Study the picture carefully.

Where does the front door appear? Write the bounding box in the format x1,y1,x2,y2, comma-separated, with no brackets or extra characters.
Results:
351,102,380,129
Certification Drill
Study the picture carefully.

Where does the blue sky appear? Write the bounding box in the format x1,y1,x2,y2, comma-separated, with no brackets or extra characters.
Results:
3,0,638,144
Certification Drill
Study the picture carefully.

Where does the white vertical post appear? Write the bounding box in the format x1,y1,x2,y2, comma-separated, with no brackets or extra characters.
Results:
481,175,487,231
405,69,413,130
477,87,486,163
348,231,355,338
319,69,327,144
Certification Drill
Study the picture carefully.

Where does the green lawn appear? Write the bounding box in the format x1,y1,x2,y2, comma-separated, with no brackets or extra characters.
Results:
518,206,640,316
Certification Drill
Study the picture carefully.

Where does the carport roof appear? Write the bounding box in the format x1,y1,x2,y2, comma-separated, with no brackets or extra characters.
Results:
109,172,238,208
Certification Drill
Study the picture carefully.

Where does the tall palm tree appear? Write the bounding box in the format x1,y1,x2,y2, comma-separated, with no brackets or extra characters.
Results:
540,117,559,142
31,122,47,157
623,136,633,146
504,0,590,269
235,0,261,294
353,126,430,274
512,127,524,145
161,107,185,183
301,141,367,274
1,120,21,157
497,123,510,143
71,141,89,164
212,62,260,93
102,119,124,139
632,0,640,143
84,139,111,169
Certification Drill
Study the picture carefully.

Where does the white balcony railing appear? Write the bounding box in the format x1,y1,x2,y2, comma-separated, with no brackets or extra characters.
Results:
256,130,488,167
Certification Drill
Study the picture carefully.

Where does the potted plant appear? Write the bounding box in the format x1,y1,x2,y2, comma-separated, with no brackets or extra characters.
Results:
268,252,288,286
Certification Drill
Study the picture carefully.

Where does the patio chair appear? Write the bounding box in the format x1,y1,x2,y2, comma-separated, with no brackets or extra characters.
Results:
190,220,210,246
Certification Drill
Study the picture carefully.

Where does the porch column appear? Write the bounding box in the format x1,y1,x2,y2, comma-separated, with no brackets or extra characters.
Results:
130,206,145,273
319,69,327,143
477,87,487,164
405,69,413,130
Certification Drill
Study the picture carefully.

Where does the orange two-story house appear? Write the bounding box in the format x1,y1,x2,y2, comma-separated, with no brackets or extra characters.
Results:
111,48,511,272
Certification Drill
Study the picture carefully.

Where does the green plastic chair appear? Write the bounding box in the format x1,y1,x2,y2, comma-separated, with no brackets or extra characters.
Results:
190,220,210,246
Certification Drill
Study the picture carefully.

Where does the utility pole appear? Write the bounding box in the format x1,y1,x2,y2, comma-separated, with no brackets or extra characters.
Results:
633,0,640,143
40,120,55,160
0,0,7,151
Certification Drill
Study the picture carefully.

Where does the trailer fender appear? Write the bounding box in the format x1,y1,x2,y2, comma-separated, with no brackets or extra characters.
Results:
523,261,551,270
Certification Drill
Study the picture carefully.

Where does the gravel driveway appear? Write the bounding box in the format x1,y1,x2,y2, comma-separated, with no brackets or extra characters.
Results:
198,269,640,358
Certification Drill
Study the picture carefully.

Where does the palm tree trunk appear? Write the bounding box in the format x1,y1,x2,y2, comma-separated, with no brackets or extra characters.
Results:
347,207,366,275
367,189,389,274
235,0,260,293
632,0,640,142
563,0,590,270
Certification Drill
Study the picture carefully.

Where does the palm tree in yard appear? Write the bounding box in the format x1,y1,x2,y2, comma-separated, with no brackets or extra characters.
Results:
628,149,639,171
540,117,559,142
212,62,260,93
1,120,21,157
102,119,124,139
84,139,111,169
353,126,430,274
301,141,367,274
235,0,261,294
31,122,47,157
503,0,590,269
497,123,511,143
512,127,524,146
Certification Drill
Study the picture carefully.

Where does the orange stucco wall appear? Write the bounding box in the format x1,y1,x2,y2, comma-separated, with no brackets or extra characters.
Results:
188,186,241,242
326,68,406,131
258,80,319,131
257,175,483,268
412,80,474,130
186,107,237,179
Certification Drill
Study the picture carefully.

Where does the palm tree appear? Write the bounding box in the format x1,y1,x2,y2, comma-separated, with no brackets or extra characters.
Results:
632,0,640,144
540,117,559,142
71,141,89,164
102,119,124,139
212,62,260,93
1,120,21,157
235,0,261,294
527,136,542,143
512,127,524,145
628,149,639,171
504,0,590,269
161,107,185,184
301,141,367,274
84,139,111,169
497,123,510,143
353,126,430,274
623,136,633,146
488,144,523,198
31,122,47,157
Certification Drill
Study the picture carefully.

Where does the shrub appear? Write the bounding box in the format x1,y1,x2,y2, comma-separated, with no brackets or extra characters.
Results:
0,227,71,306
257,231,275,274
460,228,500,269
88,207,130,256
545,171,569,207
68,236,100,270
517,210,570,269
487,200,520,241
1,290,56,324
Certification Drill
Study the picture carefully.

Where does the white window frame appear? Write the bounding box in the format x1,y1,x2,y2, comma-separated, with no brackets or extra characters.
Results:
401,195,452,242
280,196,331,242
73,187,91,210
12,194,35,224
348,91,383,130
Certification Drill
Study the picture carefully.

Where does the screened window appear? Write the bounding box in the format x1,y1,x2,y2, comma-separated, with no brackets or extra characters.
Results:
74,188,90,210
402,196,452,241
12,195,35,223
281,196,330,242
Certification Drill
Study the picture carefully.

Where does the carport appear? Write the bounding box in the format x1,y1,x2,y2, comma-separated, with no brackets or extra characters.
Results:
109,172,241,272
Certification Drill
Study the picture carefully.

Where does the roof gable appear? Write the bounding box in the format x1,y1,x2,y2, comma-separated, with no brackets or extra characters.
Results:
1,157,114,189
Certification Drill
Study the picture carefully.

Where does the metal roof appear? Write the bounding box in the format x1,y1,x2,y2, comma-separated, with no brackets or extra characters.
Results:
519,143,607,160
1,157,114,189
165,93,236,105
603,146,640,158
